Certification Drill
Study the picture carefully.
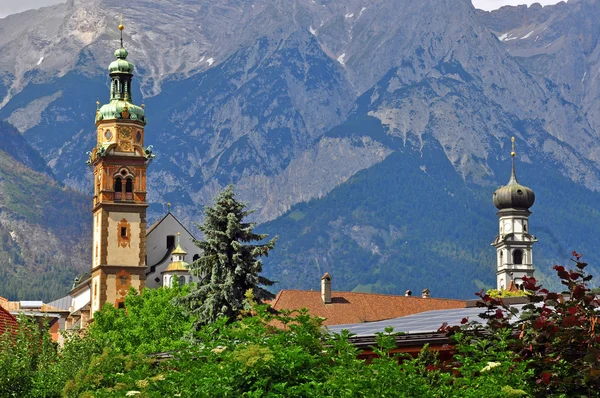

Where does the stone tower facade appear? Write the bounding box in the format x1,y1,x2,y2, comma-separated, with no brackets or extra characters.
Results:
87,21,154,316
491,138,537,291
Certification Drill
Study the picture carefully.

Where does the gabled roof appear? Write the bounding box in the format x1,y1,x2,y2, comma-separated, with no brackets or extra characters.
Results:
147,211,196,239
47,295,72,311
269,290,466,326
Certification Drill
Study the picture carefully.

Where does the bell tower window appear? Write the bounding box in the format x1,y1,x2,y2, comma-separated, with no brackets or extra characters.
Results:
114,177,122,200
513,249,523,265
125,178,133,200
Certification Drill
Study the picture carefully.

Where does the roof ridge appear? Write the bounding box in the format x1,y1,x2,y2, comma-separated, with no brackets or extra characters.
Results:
274,289,465,302
270,290,284,308
147,212,197,239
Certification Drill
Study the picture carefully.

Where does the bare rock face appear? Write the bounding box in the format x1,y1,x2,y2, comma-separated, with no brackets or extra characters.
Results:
478,0,600,145
3,0,600,297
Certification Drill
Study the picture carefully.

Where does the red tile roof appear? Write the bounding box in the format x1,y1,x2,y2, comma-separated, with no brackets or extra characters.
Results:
269,290,467,326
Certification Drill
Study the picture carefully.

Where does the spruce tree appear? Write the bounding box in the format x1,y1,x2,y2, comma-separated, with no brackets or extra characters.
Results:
178,184,277,327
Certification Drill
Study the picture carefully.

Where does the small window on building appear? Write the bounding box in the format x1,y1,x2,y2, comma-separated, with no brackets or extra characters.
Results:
121,227,127,238
117,301,125,309
126,178,133,193
179,276,186,286
524,223,528,232
167,235,175,250
513,249,523,265
193,254,200,262
114,177,122,192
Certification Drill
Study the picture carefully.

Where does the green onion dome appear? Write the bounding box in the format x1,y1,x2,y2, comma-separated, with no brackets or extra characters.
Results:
96,100,145,124
109,48,134,74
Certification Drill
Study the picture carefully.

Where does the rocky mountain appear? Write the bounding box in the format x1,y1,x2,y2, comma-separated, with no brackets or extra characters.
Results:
477,0,600,138
0,122,90,301
2,0,600,299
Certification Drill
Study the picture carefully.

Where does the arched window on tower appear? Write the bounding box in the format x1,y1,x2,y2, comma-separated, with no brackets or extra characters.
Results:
179,276,186,286
114,177,122,201
125,178,133,200
193,254,200,262
513,249,523,265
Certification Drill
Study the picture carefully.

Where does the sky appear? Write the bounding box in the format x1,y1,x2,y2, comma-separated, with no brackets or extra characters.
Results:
472,0,567,10
0,0,569,19
0,0,65,19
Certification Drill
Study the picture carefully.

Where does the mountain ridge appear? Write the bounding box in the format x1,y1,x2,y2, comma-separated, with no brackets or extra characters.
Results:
1,0,600,298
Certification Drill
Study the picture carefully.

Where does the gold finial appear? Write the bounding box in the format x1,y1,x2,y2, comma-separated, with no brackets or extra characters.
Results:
96,100,100,110
511,136,516,157
167,202,171,213
142,104,145,109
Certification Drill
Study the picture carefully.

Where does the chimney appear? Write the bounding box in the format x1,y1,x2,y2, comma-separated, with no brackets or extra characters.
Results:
422,288,431,298
405,290,412,297
321,272,332,304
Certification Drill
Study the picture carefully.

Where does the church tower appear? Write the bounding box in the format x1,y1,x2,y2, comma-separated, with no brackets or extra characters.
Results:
492,137,537,290
87,18,154,316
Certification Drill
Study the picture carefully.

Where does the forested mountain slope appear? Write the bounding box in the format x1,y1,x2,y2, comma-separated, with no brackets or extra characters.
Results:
0,122,89,300
2,0,600,298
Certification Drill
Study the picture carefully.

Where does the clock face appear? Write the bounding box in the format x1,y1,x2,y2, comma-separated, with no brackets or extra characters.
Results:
118,126,133,139
504,222,512,232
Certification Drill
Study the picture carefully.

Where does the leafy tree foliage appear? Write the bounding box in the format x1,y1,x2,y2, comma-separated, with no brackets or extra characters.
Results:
89,283,193,355
0,315,99,398
473,252,600,396
58,293,534,397
178,184,277,327
6,253,600,397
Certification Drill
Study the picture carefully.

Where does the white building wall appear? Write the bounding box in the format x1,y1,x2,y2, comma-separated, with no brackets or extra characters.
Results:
145,213,202,289
72,287,91,313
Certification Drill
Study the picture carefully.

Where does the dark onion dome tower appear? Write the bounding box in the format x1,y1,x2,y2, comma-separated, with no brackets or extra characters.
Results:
491,137,537,291
87,16,155,317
